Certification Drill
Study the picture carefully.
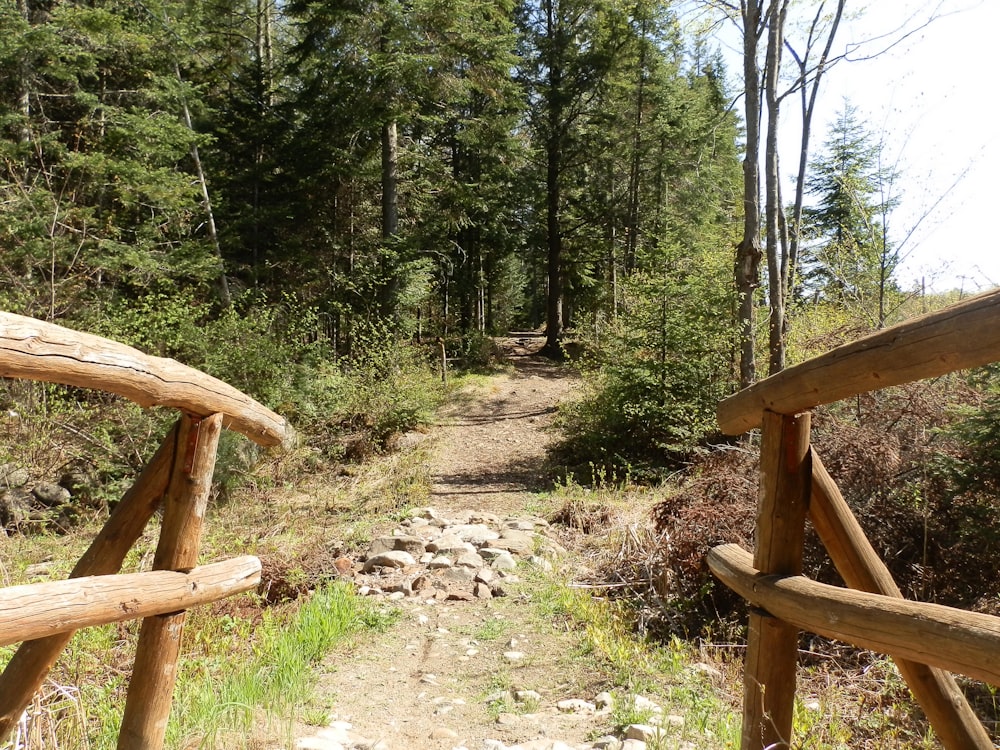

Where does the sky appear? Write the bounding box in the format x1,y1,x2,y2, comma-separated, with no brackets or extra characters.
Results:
683,1,999,294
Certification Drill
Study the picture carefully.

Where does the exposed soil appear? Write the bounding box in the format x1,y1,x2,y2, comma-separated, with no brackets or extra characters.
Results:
290,333,633,750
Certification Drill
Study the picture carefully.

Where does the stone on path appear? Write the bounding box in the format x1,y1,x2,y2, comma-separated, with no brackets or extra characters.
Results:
361,551,416,572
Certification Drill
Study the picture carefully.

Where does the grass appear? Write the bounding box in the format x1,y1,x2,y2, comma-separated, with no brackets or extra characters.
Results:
526,568,741,748
0,379,437,750
166,584,398,749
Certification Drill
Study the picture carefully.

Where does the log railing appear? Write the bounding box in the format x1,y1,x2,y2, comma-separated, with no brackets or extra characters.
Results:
713,287,1000,750
0,312,287,749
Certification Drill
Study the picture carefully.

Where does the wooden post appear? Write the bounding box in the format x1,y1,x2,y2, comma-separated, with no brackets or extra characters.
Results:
810,451,993,750
742,410,811,750
0,421,178,742
117,412,223,750
437,336,447,385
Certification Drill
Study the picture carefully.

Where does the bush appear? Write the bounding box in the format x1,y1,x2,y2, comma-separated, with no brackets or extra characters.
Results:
556,245,734,478
650,375,1000,636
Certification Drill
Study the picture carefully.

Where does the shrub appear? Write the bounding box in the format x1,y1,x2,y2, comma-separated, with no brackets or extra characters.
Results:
556,245,733,478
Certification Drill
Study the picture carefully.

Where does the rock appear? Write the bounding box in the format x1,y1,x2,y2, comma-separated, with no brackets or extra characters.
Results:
296,738,344,750
429,725,458,740
370,534,426,556
391,534,428,555
426,535,473,555
511,741,576,750
625,724,665,743
474,567,496,584
440,566,476,583
32,482,70,507
361,550,416,572
631,695,661,713
445,587,475,602
474,582,494,599
59,470,95,506
448,524,501,546
556,699,595,714
0,465,29,489
592,737,622,750
492,530,535,556
491,553,517,572
594,692,614,710
0,489,31,528
621,741,647,750
515,689,542,704
503,651,525,663
662,714,684,728
455,552,486,569
428,555,453,569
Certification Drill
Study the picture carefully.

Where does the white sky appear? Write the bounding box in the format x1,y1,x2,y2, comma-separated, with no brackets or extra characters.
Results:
820,1,999,294
685,1,999,294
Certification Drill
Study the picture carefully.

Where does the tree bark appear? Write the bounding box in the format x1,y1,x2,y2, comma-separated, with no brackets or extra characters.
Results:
764,0,788,375
379,118,400,318
735,1,764,389
542,0,564,358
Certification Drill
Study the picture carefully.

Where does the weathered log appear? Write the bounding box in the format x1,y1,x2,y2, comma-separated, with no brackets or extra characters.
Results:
718,287,1000,434
118,413,222,750
809,451,992,749
0,557,259,646
0,420,178,742
741,411,810,750
708,543,1000,687
0,311,286,446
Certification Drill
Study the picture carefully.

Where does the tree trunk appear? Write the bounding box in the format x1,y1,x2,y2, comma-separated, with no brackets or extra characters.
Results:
379,119,400,317
735,1,764,389
175,62,231,309
624,14,647,276
15,0,30,145
542,0,564,358
786,0,847,307
764,0,788,375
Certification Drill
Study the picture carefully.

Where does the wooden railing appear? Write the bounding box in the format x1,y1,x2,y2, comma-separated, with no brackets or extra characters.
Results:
712,287,1000,750
0,312,287,749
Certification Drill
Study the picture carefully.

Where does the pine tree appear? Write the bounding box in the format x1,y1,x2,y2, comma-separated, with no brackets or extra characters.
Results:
802,101,898,317
0,0,220,320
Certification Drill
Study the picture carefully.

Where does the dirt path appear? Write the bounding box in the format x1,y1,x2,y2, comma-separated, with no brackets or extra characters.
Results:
291,335,635,750
428,334,577,517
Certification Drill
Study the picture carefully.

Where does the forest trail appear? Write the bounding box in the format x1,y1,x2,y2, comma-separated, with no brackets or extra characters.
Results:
288,334,639,750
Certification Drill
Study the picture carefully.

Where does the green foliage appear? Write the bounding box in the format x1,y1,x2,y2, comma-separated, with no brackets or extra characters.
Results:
558,243,735,475
801,100,901,322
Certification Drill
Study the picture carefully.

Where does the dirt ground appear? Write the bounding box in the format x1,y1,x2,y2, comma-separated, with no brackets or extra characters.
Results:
292,334,632,750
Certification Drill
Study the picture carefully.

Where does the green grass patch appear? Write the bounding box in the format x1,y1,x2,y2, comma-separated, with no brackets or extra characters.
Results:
528,573,741,748
167,583,398,749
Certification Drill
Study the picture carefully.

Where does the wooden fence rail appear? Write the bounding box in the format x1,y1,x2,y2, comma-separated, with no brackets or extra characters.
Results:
711,287,1000,750
0,312,287,749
